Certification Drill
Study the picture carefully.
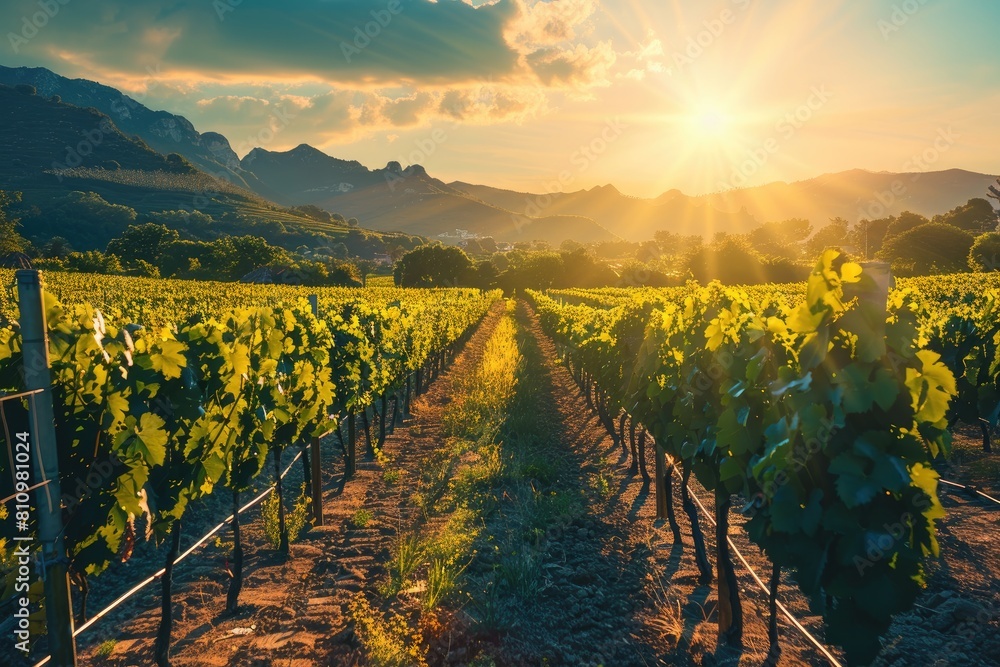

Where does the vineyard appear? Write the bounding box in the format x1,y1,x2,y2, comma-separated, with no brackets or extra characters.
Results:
1,256,998,666
0,269,499,665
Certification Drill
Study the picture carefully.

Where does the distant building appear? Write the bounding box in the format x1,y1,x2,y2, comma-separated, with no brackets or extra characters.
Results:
437,229,479,242
240,266,304,285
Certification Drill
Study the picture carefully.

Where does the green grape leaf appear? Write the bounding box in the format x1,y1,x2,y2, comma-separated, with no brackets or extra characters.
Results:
135,413,168,466
150,339,188,380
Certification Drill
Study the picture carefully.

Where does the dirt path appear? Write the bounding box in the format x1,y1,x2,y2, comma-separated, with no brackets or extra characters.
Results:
77,304,506,666
517,301,1000,667
870,428,1000,667
75,299,999,667
505,300,828,667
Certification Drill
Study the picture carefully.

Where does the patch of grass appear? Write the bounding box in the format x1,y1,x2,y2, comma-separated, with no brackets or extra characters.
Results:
380,533,426,597
262,483,312,550
468,656,498,667
352,508,374,528
531,490,584,534
382,468,402,485
213,536,234,552
497,546,541,601
467,575,506,631
427,508,480,564
424,557,466,610
590,471,614,499
96,639,117,657
349,594,427,667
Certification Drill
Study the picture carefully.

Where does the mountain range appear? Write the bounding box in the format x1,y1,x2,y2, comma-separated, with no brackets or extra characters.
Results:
0,64,997,248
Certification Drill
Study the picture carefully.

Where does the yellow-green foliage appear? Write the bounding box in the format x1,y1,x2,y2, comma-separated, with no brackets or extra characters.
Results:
262,483,312,549
442,304,521,440
349,594,427,667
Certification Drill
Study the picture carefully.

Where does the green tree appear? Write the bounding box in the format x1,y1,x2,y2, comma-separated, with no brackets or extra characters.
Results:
804,217,849,256
354,259,376,287
148,209,214,228
393,245,474,287
106,223,180,266
479,237,498,254
471,259,499,289
848,217,892,259
215,236,290,279
500,251,564,291
933,198,998,233
884,211,930,240
560,239,584,254
65,250,125,274
0,191,26,255
748,218,812,258
464,238,485,255
968,232,1000,271
559,247,617,287
41,236,73,259
158,239,215,278
684,235,767,285
876,222,974,275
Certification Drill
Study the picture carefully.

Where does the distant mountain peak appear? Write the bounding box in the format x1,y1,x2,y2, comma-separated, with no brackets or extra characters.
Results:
289,143,324,156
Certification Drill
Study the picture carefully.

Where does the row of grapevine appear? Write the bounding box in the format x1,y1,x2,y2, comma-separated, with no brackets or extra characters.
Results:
548,271,1000,451
528,251,957,665
0,271,500,665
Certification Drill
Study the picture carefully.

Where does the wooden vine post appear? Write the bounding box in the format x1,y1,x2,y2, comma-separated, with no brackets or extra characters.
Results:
307,295,324,525
16,269,79,667
654,444,668,520
346,412,357,479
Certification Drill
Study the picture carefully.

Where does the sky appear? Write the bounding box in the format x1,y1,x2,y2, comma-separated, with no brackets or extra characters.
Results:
2,0,999,197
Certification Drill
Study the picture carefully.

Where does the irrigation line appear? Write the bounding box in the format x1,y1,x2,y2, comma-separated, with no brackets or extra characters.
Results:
0,479,49,505
675,472,845,667
939,478,1000,505
560,352,844,666
33,450,304,667
0,389,44,403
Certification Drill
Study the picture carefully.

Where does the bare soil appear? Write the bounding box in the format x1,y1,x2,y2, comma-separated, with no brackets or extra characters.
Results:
67,303,1000,667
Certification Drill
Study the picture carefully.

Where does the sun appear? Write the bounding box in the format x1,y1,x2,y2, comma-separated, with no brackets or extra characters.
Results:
692,108,731,139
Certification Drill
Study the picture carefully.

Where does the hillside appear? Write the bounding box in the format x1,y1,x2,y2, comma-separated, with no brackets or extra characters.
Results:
3,66,995,247
243,147,619,245
452,181,759,241
0,65,269,195
240,144,387,204
452,168,1000,241
703,168,999,224
0,84,419,255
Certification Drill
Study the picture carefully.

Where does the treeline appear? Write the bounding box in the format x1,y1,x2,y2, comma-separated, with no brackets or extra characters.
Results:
413,196,998,290
3,189,423,263
393,244,621,291
31,223,364,286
